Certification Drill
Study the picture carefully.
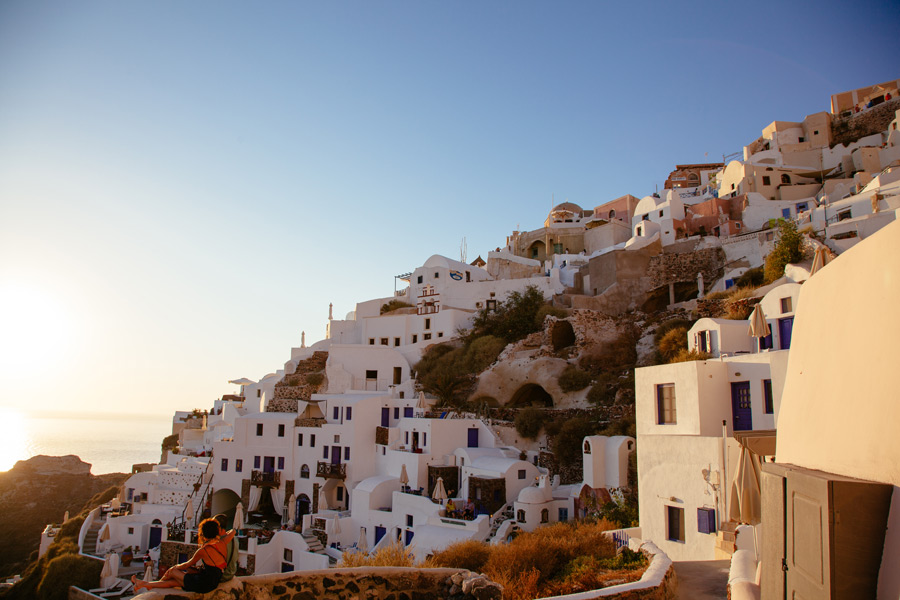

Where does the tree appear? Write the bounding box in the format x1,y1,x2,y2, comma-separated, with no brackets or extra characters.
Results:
764,220,805,283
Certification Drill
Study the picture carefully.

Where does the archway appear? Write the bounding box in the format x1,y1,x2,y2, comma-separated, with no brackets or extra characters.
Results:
527,241,546,261
296,494,311,522
210,488,242,527
509,384,554,407
550,320,575,351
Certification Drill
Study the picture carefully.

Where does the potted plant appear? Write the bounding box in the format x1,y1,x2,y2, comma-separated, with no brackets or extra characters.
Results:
121,546,134,566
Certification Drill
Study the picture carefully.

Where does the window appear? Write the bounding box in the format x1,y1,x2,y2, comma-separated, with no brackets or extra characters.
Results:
636,226,642,236
782,208,791,219
667,506,685,542
838,209,852,222
423,333,432,340
344,447,350,460
553,243,563,254
310,434,316,447
425,318,431,330
559,508,568,522
235,459,242,472
394,407,399,419
283,548,293,561
656,384,676,424
412,334,418,343
781,174,791,184
798,137,805,143
278,457,284,470
278,424,285,437
417,275,423,284
334,406,340,420
254,456,261,469
422,432,427,446
221,458,228,471
763,379,774,414
369,338,375,345
531,247,539,258
337,487,344,501
256,389,261,397
256,423,263,436
346,407,352,420
406,514,413,527
780,297,792,314
437,332,443,338
380,338,388,346
697,508,717,534
298,433,303,446
300,464,309,479
813,130,819,135
517,509,526,523
659,210,664,218
466,271,471,282
518,469,526,479
323,446,329,459
541,509,549,523
762,176,771,186
366,370,377,379
609,209,616,219
128,527,135,535
394,337,400,347
759,332,773,351
434,272,439,279
796,202,808,212
334,435,340,443
404,407,413,418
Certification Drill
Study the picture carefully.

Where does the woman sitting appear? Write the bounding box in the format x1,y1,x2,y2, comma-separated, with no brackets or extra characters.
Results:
132,519,235,593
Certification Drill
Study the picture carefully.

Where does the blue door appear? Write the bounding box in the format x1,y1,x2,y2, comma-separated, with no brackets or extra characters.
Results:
467,428,479,448
778,317,793,349
381,407,390,427
374,526,386,545
731,382,752,431
263,456,275,473
405,529,414,545
148,526,162,549
403,407,413,418
331,446,341,465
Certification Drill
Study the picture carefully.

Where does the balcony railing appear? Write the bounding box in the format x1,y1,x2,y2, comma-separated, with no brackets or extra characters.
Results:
316,461,347,479
250,470,281,487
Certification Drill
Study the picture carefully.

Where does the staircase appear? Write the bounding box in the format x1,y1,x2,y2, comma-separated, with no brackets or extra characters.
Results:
82,519,104,555
714,521,739,558
301,530,338,565
485,506,515,542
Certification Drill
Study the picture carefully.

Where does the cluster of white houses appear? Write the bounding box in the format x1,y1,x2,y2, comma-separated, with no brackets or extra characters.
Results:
67,80,900,598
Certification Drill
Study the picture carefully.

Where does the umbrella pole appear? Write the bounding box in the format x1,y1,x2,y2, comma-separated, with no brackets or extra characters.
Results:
721,420,728,529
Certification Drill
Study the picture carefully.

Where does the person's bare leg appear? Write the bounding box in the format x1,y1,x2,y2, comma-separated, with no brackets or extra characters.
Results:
133,568,184,591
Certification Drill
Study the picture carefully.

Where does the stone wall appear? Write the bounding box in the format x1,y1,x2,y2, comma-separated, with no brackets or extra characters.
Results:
647,247,725,289
103,567,502,600
267,351,328,413
831,98,900,147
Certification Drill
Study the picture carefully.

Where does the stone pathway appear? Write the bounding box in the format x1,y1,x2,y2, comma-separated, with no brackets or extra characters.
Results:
674,559,730,599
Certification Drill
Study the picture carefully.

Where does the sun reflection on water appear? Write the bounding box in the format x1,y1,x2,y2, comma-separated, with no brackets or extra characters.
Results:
0,408,31,471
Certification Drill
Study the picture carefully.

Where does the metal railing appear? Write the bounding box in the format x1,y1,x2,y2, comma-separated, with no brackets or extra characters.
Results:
316,462,347,479
250,470,282,487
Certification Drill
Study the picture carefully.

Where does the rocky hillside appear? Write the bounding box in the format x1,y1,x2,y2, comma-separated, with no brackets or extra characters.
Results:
0,455,127,577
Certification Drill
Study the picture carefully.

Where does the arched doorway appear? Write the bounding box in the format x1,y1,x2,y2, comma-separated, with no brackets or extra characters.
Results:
508,384,554,407
527,241,546,261
550,320,575,350
149,519,163,550
296,494,311,522
210,488,242,528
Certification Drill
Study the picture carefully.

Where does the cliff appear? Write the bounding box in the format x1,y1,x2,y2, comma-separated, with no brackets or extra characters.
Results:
0,455,127,577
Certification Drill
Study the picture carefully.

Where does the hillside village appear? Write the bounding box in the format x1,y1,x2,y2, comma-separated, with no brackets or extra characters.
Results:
20,79,900,600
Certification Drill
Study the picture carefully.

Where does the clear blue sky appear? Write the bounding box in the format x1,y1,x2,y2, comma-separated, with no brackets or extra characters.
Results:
1,0,897,417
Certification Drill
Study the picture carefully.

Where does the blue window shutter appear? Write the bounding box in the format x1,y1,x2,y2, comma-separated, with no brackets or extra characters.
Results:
697,508,716,534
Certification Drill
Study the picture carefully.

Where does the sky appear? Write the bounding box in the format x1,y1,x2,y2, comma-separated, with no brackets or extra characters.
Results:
0,0,897,418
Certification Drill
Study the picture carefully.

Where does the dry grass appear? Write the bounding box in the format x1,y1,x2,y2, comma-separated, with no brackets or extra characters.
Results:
423,539,492,572
337,539,416,568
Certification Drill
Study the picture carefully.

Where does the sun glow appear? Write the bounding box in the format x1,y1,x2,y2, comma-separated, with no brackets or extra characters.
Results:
0,408,29,471
0,283,74,380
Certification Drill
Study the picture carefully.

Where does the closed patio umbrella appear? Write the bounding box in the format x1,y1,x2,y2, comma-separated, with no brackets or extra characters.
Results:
399,464,409,488
98,522,111,543
63,511,69,523
416,391,428,410
332,515,341,535
432,477,448,504
809,246,831,276
100,552,119,588
747,304,770,341
287,494,296,528
357,527,368,554
318,487,328,511
233,502,245,530
143,561,154,582
184,498,194,525
729,445,762,525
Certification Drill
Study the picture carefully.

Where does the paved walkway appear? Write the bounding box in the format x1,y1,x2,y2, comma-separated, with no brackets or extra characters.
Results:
674,559,730,599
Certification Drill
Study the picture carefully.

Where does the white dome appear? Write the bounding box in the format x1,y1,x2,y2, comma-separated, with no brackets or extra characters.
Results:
517,485,551,505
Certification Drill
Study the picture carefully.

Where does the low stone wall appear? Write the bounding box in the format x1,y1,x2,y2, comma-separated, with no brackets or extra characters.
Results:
831,98,900,147
95,567,501,600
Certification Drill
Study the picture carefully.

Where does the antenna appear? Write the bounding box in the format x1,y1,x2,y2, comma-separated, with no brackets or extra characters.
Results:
460,237,467,263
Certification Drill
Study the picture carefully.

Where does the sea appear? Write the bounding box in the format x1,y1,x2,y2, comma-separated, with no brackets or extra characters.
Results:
0,410,173,475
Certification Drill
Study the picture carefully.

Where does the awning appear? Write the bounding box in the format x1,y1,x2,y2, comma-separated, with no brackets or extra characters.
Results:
733,429,776,456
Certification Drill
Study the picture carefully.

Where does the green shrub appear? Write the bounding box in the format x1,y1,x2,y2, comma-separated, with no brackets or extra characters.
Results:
469,286,548,343
558,366,592,392
534,304,567,329
37,554,102,600
735,266,764,288
657,326,688,361
380,299,413,314
305,372,324,386
586,373,618,407
653,319,693,347
670,349,710,363
463,335,507,372
764,220,806,283
551,417,597,465
515,408,544,439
